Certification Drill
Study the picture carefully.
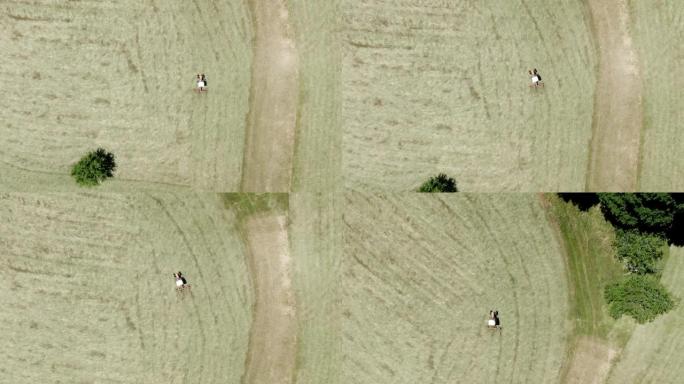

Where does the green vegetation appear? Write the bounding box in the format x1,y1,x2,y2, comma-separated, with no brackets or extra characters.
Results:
575,193,682,324
607,247,684,383
417,173,458,193
597,193,678,236
71,148,116,186
604,275,674,324
222,193,289,220
615,230,666,275
547,195,624,338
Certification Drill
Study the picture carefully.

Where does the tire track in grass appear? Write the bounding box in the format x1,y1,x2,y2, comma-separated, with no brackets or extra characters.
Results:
241,0,299,192
241,214,297,384
586,0,643,191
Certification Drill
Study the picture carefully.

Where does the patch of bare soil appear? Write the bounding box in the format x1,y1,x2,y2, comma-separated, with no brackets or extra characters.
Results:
586,0,643,191
242,215,297,384
565,337,618,384
241,0,299,192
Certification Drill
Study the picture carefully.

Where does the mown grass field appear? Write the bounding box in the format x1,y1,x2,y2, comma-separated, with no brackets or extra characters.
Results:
342,0,597,191
343,193,570,383
342,194,684,384
0,193,253,383
289,193,342,384
0,1,341,193
631,1,684,190
289,1,342,193
2,191,683,383
0,1,253,191
0,192,341,383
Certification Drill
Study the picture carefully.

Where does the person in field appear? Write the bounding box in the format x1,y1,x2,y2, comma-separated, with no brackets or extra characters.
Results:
174,272,184,289
174,271,191,299
494,310,501,329
196,73,206,93
178,271,187,285
529,68,544,88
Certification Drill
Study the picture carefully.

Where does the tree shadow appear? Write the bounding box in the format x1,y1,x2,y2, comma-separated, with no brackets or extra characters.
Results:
668,196,684,246
558,193,599,211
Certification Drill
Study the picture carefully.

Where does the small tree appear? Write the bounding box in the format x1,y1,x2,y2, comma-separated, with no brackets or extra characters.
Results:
418,173,458,193
604,275,674,323
614,230,666,275
71,148,116,186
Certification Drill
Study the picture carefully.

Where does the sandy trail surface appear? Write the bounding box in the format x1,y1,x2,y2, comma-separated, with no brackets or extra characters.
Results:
586,0,643,191
241,0,299,192
242,215,297,384
565,337,617,384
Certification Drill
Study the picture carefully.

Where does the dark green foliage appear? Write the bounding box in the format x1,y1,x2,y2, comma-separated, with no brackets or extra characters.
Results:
418,173,458,193
598,193,678,237
71,148,116,186
604,275,674,323
614,230,666,275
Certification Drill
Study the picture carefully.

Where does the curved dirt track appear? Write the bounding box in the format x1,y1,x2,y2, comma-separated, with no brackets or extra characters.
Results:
242,215,297,384
565,337,617,384
586,0,643,191
241,0,299,192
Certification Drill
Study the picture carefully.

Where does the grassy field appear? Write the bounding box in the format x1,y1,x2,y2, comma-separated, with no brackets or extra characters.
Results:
289,193,342,384
0,192,340,383
3,191,683,383
0,1,253,191
545,196,634,383
0,1,340,193
343,193,570,383
631,1,684,190
3,0,680,192
289,1,342,193
0,193,254,383
341,0,597,191
606,246,684,383
546,196,626,339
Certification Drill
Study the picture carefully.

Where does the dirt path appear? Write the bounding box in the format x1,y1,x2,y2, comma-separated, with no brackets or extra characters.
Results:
241,0,299,192
586,0,643,191
564,337,618,384
242,215,297,384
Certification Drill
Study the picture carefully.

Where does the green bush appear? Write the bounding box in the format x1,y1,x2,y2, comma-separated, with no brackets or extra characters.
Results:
418,173,458,193
598,193,678,236
604,275,674,323
71,148,116,186
614,230,666,275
